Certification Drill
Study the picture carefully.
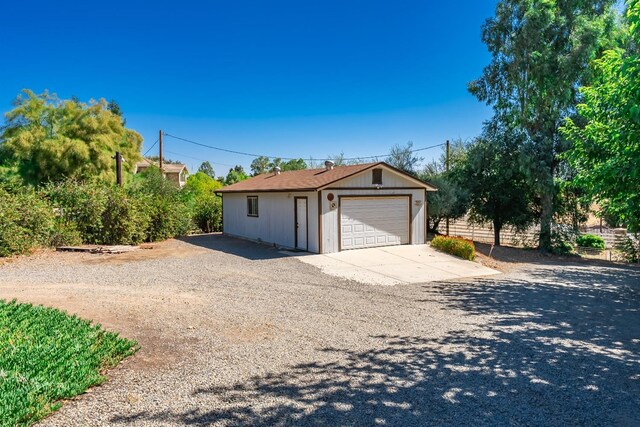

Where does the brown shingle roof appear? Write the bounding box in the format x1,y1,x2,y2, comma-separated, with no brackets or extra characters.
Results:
218,162,436,193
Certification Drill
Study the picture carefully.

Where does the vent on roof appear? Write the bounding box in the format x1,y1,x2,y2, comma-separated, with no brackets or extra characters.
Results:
324,160,335,171
274,166,281,175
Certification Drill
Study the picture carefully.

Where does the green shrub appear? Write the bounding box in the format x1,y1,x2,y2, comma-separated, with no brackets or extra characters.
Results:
615,234,639,263
192,195,222,233
0,299,138,425
45,180,108,244
0,188,80,257
575,233,606,249
431,235,476,261
100,187,149,245
129,167,194,240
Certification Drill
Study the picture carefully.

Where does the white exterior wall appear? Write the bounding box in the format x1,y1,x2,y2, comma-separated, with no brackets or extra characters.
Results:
329,167,421,188
320,187,427,254
222,192,319,252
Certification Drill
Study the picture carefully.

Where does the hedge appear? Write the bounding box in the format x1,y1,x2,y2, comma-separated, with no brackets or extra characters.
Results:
431,235,476,261
575,233,606,250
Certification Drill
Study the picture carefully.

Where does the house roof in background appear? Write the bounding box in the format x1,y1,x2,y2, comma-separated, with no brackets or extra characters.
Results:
217,162,437,193
136,160,188,174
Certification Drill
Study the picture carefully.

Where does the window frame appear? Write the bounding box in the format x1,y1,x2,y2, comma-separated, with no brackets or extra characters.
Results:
372,168,383,185
247,196,259,217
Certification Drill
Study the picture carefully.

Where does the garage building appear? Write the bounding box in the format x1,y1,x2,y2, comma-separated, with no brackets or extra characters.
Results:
218,161,437,253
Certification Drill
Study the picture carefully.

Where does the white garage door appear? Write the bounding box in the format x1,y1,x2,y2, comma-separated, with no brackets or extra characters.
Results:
340,196,410,250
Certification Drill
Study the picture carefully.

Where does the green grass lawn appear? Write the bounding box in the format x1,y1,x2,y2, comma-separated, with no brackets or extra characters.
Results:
0,300,138,426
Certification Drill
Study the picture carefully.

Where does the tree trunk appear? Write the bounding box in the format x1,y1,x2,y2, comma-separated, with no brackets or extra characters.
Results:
539,190,553,252
493,220,502,246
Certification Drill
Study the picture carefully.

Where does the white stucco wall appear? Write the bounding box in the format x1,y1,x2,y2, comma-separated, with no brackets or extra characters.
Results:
222,191,319,253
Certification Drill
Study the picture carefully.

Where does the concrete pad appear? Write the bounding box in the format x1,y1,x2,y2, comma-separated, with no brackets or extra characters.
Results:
294,245,500,286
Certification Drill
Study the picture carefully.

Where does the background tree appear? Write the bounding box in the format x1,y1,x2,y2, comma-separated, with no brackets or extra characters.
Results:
455,122,537,245
250,156,270,175
224,165,248,185
0,90,142,186
280,158,307,171
106,99,125,125
197,161,215,178
469,0,618,250
145,156,182,165
386,141,423,175
562,0,640,232
419,141,469,233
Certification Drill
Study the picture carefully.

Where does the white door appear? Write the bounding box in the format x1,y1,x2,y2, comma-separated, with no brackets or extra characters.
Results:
295,197,308,250
340,197,409,250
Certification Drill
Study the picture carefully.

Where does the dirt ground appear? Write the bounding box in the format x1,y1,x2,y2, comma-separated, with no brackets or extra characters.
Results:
0,235,638,426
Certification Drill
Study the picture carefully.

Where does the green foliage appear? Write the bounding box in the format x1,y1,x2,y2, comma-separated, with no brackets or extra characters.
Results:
192,195,222,233
250,157,307,175
183,172,223,233
224,165,248,185
549,225,579,255
455,122,537,245
615,234,640,263
128,167,193,241
420,142,469,233
0,299,137,426
0,90,142,186
197,161,215,178
575,233,606,249
184,171,222,197
470,0,618,250
386,141,423,175
431,235,476,261
0,187,80,257
562,0,640,232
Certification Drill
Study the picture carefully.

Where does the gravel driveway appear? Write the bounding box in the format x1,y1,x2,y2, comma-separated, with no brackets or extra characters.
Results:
0,235,639,426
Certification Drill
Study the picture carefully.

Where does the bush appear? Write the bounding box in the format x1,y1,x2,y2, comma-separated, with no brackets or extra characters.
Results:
129,167,194,240
46,181,150,245
0,188,80,257
192,195,222,233
575,233,606,249
616,234,640,263
431,235,476,261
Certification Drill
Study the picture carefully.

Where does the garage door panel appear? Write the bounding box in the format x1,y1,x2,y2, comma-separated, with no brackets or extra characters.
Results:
340,197,409,250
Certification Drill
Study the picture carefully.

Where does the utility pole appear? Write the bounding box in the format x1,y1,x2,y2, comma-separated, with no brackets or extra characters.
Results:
113,152,123,186
445,140,450,236
159,129,163,172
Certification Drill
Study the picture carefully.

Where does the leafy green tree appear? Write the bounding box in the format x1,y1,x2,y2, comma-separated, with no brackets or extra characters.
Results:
184,171,222,197
562,0,640,232
197,161,215,178
224,165,248,185
420,141,469,233
250,156,270,175
455,123,537,245
469,0,618,250
386,141,423,175
145,156,182,165
281,158,307,171
0,90,142,186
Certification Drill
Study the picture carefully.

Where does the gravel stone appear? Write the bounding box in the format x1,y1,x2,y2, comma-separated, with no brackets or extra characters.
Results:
0,234,638,426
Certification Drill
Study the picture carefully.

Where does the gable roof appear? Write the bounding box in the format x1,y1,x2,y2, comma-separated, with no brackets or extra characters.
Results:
217,162,437,193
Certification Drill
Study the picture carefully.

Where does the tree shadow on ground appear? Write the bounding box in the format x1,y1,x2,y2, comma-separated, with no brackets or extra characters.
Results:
178,234,289,261
111,265,640,426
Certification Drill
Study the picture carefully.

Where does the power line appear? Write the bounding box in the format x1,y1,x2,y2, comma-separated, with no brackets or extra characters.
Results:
142,138,159,157
163,149,235,168
163,132,447,162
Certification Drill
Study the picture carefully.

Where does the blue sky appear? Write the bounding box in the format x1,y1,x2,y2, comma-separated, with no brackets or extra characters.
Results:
0,1,497,174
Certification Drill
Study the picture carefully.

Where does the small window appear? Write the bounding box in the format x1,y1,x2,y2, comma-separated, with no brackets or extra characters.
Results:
372,168,383,185
247,196,259,217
